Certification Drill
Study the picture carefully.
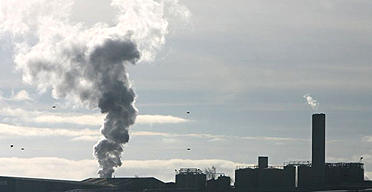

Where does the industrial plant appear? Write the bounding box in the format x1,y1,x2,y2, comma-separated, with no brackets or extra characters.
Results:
0,113,371,192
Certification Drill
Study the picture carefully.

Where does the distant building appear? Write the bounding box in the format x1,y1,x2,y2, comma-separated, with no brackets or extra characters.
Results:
0,176,106,192
235,157,295,190
175,168,206,190
82,177,165,192
235,113,367,191
1,113,371,192
325,162,364,187
206,174,231,192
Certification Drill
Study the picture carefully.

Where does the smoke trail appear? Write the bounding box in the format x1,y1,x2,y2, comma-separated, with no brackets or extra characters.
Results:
303,94,319,110
0,0,190,178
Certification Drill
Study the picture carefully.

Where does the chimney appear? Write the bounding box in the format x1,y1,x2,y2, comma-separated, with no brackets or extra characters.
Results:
311,113,326,187
258,156,268,169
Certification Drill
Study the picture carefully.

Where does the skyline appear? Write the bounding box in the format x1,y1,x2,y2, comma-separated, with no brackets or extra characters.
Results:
0,0,372,182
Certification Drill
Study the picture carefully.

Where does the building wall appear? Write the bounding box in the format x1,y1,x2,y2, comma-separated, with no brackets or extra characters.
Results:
234,168,258,189
325,163,364,186
283,165,296,188
176,174,206,189
258,168,284,189
298,165,312,188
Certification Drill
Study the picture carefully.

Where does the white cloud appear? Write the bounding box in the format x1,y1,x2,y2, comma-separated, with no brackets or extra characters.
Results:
10,90,33,101
0,123,98,138
136,115,189,124
71,135,102,141
0,157,247,182
34,114,103,126
363,136,372,143
0,157,97,180
131,131,302,142
0,90,33,102
0,107,189,126
0,122,301,144
162,138,178,144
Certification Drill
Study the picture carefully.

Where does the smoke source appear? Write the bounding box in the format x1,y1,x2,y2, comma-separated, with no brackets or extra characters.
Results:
0,0,190,178
303,94,319,111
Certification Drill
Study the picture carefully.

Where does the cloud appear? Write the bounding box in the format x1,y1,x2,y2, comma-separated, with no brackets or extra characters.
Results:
71,135,102,141
0,107,189,126
0,122,302,144
0,157,97,180
362,136,372,143
136,115,189,124
0,90,33,102
34,114,103,126
10,90,33,101
131,131,303,142
0,123,98,138
34,114,189,125
0,157,246,182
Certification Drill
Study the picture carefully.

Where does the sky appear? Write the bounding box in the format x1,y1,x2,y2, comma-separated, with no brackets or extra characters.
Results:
0,0,372,182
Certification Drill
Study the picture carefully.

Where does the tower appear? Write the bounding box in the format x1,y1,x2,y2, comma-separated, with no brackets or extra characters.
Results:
311,113,326,188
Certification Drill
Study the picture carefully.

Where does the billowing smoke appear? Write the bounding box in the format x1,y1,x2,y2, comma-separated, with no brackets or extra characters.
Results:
0,0,190,178
303,94,319,110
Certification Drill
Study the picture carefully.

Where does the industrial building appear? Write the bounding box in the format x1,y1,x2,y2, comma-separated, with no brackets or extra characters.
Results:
235,157,295,190
175,168,206,190
234,114,366,191
1,113,371,192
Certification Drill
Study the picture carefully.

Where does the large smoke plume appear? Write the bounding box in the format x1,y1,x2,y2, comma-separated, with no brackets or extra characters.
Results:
0,0,190,177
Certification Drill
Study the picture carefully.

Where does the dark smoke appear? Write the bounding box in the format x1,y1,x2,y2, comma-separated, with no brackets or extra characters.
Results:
0,0,191,177
89,39,140,178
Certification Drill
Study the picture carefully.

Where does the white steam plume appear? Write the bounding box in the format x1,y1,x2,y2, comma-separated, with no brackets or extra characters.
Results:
303,94,319,110
0,0,190,178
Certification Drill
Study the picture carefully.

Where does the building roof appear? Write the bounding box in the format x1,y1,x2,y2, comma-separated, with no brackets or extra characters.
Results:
0,175,105,187
82,177,165,189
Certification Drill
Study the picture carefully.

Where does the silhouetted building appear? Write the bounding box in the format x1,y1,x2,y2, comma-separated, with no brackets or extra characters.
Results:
176,168,206,190
0,176,106,192
82,177,165,192
325,162,364,187
235,157,296,190
297,164,312,188
2,113,372,192
206,175,230,192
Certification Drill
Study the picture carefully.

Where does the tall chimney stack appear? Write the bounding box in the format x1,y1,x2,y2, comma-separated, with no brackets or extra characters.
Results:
311,113,326,187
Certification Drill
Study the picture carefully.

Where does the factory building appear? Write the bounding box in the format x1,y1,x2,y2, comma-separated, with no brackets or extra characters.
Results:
175,168,206,190
206,175,231,192
325,162,364,187
234,113,366,191
235,157,295,190
0,113,370,192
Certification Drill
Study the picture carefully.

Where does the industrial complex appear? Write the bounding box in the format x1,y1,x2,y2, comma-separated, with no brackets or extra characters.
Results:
0,113,371,192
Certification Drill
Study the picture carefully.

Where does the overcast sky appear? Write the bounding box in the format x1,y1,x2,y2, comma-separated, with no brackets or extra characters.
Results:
0,0,372,182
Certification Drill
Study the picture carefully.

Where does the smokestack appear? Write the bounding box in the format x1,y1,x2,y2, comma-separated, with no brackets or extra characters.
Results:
311,113,326,187
258,156,268,169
